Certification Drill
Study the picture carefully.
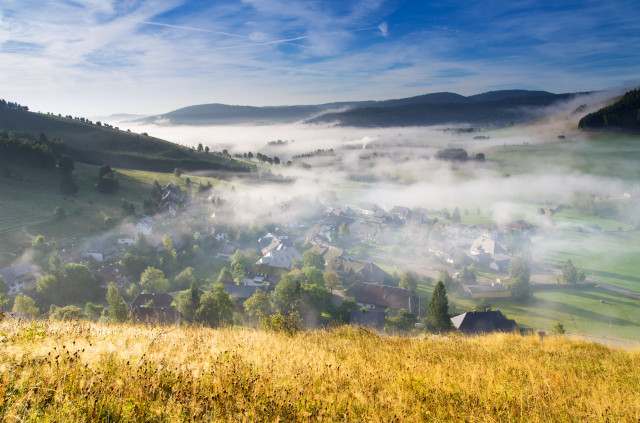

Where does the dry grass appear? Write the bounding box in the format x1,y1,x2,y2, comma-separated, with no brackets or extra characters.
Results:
0,321,639,422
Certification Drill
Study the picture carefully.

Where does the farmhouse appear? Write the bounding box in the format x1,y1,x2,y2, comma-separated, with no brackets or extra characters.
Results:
451,310,518,334
0,262,41,295
348,283,420,315
256,245,301,269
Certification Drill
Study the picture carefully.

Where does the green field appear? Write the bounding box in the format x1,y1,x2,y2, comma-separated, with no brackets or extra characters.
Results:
0,161,223,267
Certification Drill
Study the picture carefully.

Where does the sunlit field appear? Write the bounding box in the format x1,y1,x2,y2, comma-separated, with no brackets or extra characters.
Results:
1,320,639,421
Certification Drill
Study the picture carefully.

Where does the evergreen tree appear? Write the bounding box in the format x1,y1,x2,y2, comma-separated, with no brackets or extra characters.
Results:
106,283,128,323
177,282,201,323
427,281,453,332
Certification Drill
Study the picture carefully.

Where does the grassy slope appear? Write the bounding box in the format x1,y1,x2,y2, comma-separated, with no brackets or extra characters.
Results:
0,322,638,422
0,107,252,173
0,162,224,266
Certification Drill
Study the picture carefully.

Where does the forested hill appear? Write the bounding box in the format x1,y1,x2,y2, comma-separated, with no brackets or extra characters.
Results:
308,91,579,127
578,88,640,134
137,90,582,127
0,101,251,173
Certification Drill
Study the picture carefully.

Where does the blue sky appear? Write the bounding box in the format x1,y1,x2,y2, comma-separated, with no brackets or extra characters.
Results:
1,0,639,116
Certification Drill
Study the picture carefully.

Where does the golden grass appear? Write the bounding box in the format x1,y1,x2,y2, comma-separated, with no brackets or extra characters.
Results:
1,321,639,422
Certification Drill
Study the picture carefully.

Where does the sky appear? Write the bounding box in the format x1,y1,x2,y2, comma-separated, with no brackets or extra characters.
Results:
1,0,639,116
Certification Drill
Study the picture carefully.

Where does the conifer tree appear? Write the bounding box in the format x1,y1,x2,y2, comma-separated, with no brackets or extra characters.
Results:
427,280,453,332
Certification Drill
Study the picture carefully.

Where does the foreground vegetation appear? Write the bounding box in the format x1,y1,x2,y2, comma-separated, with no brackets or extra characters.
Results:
0,321,639,421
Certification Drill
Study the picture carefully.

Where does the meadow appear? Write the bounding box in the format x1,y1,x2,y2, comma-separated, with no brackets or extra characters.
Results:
0,161,224,267
0,320,638,422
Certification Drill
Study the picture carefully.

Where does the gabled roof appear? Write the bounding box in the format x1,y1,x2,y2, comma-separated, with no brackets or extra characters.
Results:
256,247,301,268
349,283,419,314
309,244,345,263
223,285,265,300
0,262,40,285
326,258,388,285
470,237,506,255
451,310,518,334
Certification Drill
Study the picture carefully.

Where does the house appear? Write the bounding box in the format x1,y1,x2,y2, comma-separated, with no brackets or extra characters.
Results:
304,224,332,244
82,238,116,262
0,262,41,295
357,202,384,216
348,283,420,315
218,241,239,261
58,248,85,265
223,285,266,310
135,216,155,235
470,237,507,256
390,206,412,223
321,206,354,227
348,220,380,243
132,292,174,308
130,292,180,325
350,309,385,331
256,245,301,269
308,244,346,266
470,237,511,271
451,310,518,334
326,258,389,285
93,263,130,289
465,284,511,299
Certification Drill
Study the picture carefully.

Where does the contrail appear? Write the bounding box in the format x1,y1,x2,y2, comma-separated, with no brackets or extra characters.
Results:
134,20,249,39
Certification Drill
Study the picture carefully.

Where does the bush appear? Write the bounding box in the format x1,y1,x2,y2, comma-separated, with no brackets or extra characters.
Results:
261,311,303,336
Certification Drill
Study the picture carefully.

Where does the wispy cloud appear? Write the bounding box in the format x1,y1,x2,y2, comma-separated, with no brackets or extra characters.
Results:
377,21,388,38
0,0,638,115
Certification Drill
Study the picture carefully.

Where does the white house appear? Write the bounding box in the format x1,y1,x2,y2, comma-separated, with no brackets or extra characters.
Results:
255,245,301,268
135,216,155,235
0,262,41,295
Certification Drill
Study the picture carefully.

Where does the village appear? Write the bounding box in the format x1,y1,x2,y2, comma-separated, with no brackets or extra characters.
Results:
1,178,575,334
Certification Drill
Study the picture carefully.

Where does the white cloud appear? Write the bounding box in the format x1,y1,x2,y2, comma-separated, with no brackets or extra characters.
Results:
377,21,388,37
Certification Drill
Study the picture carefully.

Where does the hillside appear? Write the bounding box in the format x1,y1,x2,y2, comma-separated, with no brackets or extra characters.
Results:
0,321,638,421
0,103,252,173
136,90,581,127
309,92,579,127
137,100,375,125
579,88,640,133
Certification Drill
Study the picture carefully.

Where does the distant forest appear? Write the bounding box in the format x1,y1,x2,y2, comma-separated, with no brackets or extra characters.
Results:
579,89,640,133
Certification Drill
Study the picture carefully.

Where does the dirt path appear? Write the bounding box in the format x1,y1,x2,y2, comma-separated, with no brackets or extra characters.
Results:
589,280,640,300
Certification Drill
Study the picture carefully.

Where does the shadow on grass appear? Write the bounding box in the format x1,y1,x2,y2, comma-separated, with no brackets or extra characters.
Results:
592,270,640,285
565,288,640,309
503,296,640,328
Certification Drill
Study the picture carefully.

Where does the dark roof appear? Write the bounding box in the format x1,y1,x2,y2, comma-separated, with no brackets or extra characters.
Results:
327,258,388,285
451,310,518,334
132,292,174,308
350,309,385,330
349,283,419,314
309,244,345,263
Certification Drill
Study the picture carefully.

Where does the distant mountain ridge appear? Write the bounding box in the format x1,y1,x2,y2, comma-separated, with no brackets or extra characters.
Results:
142,90,583,127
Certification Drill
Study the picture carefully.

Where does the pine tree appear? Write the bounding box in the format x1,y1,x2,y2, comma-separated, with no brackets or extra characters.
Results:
177,282,201,323
427,281,453,332
107,283,128,323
